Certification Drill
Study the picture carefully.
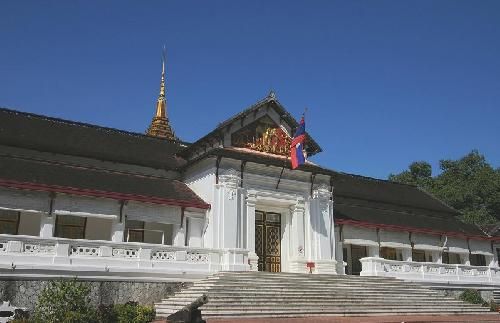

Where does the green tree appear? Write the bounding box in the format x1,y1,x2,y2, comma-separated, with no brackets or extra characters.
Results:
32,280,97,323
389,161,433,190
389,150,500,227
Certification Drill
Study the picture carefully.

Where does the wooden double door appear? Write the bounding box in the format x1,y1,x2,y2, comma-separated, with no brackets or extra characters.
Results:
255,211,281,272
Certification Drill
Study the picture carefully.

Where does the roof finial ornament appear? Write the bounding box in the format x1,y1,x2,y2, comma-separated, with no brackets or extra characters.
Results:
146,46,176,140
268,89,276,100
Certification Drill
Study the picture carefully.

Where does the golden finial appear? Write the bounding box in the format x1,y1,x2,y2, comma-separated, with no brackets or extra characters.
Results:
147,46,176,140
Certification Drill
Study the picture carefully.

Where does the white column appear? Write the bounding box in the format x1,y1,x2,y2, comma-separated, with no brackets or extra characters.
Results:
308,185,337,274
39,213,55,238
187,217,204,247
111,217,125,242
289,200,307,273
463,253,471,266
433,251,442,264
246,191,258,271
173,216,187,247
335,226,346,274
214,169,241,249
487,255,495,268
402,248,412,262
492,245,499,268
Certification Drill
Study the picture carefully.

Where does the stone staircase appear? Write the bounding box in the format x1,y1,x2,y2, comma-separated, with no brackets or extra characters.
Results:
155,271,495,319
494,290,500,304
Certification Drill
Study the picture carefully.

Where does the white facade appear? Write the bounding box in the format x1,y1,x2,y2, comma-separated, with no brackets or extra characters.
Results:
0,101,498,287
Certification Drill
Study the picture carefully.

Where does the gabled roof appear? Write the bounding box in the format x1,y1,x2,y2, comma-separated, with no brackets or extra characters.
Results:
181,93,322,158
0,108,186,170
0,154,209,209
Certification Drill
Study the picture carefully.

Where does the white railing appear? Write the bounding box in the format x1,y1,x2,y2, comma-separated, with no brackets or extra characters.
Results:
0,234,249,281
360,257,500,284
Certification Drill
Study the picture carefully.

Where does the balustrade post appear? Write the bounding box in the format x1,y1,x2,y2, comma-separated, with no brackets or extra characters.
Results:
100,246,112,257
53,243,70,264
208,252,221,273
138,248,152,267
6,241,22,253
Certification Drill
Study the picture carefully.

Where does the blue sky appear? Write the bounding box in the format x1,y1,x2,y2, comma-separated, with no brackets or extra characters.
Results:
1,1,499,179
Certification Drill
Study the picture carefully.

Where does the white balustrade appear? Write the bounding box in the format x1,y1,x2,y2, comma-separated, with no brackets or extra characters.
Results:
0,234,249,280
360,257,500,284
23,242,55,254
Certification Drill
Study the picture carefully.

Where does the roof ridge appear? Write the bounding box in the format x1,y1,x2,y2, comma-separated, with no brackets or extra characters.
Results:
0,107,187,146
216,94,274,128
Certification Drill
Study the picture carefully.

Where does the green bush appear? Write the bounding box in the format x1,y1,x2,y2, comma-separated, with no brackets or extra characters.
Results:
489,300,499,312
113,301,155,323
459,289,485,305
16,279,155,323
32,280,97,323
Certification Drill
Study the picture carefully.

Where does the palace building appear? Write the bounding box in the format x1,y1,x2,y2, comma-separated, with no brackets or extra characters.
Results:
1,58,499,287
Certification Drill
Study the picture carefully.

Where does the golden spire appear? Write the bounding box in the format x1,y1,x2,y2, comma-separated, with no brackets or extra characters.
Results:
147,47,176,140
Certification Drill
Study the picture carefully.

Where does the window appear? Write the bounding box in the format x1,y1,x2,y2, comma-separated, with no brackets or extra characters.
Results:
55,215,86,239
0,210,20,235
442,252,461,264
380,247,402,261
126,220,145,243
412,250,426,262
470,254,486,266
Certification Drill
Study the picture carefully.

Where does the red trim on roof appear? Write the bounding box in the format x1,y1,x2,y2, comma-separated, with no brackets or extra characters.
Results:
0,179,210,210
335,219,496,241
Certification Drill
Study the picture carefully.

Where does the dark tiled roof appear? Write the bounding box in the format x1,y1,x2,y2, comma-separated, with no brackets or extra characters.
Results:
181,94,322,158
335,197,485,237
0,155,209,209
0,108,186,170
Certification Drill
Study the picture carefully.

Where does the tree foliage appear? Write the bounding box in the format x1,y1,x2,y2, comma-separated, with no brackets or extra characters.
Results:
389,150,500,227
32,280,97,323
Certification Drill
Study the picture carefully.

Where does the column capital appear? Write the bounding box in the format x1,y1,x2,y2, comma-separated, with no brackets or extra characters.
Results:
312,184,332,201
219,168,241,189
291,198,306,213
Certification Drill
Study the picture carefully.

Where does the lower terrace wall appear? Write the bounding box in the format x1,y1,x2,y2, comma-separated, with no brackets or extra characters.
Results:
0,279,189,311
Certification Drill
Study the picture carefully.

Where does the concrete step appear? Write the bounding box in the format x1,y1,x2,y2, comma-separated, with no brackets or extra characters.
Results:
195,281,425,288
157,306,489,315
187,285,438,292
174,290,443,296
157,299,469,306
156,308,492,317
154,272,491,318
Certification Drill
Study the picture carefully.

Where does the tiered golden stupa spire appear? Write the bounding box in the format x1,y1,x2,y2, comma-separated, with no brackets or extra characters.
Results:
146,49,176,140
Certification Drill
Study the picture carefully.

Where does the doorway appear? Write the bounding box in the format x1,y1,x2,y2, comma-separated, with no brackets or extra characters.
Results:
255,210,281,272
349,245,367,275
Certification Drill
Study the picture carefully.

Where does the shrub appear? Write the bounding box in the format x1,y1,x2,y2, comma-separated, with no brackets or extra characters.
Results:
489,300,499,312
96,302,155,323
113,301,155,323
96,304,117,323
459,289,484,305
32,280,97,323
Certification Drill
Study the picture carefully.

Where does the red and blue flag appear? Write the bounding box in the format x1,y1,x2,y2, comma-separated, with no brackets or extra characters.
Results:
290,116,306,169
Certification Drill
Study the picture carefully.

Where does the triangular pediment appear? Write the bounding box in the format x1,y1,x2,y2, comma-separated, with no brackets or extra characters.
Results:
231,115,292,156
183,93,322,159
